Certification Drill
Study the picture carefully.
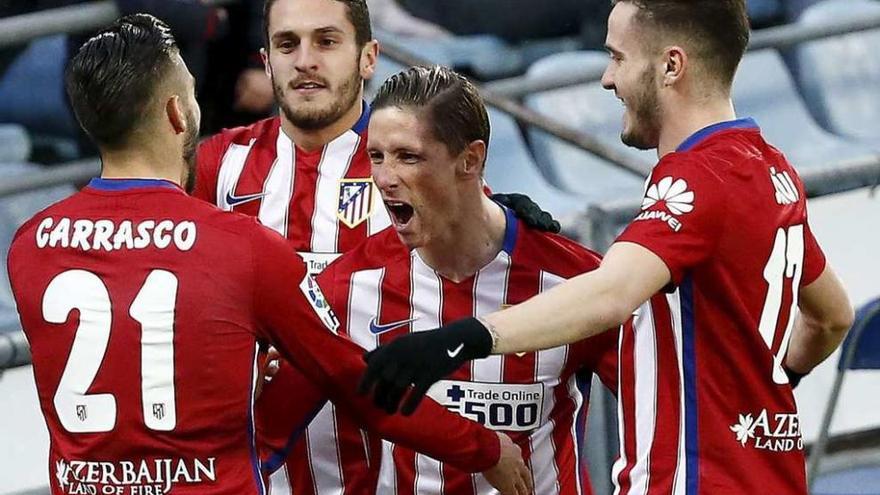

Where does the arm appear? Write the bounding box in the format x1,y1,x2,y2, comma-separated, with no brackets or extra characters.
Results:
784,265,853,374
487,242,669,354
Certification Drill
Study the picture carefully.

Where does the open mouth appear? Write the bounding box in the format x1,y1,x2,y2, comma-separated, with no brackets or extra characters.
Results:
385,200,414,227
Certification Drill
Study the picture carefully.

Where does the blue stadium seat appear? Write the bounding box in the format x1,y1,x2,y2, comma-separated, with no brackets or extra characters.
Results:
791,0,880,142
484,110,588,219
0,124,31,163
808,297,880,493
749,0,783,26
732,49,878,169
524,51,651,204
0,163,76,310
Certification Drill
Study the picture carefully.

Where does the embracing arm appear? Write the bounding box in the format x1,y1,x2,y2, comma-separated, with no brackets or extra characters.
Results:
487,242,670,354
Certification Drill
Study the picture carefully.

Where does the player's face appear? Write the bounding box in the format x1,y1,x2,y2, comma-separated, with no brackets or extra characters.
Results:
264,0,374,130
368,106,463,250
601,2,662,150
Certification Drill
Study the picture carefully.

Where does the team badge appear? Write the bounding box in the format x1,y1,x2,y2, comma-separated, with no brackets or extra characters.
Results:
337,178,375,228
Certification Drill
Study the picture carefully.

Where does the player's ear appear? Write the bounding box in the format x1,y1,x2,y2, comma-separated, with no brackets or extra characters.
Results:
662,45,687,87
359,40,379,81
261,47,271,79
166,95,188,136
460,140,487,178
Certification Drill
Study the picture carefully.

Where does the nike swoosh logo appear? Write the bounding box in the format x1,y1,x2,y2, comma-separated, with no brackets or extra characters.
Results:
368,316,419,335
226,190,269,207
447,343,464,358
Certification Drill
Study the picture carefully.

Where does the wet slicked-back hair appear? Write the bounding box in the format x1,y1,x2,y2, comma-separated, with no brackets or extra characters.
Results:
65,13,179,149
613,0,750,88
263,0,372,48
372,66,490,157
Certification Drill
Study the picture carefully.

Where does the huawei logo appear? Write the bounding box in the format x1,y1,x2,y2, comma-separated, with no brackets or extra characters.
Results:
641,177,694,215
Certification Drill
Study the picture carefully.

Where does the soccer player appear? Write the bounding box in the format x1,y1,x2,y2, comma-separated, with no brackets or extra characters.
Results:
193,0,555,493
6,14,532,495
361,1,855,494
261,65,618,494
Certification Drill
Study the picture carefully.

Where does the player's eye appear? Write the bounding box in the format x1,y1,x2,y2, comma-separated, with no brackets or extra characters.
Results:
318,38,338,48
368,151,383,163
399,152,420,164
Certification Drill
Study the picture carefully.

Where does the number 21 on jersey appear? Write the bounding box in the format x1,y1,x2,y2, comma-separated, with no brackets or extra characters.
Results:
757,224,804,385
42,269,178,433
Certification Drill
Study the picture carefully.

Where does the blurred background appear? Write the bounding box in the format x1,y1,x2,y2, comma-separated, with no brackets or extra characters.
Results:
1,0,879,494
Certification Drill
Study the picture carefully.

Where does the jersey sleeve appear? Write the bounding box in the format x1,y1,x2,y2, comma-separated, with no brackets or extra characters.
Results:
249,226,502,473
192,134,225,204
616,158,730,286
801,221,827,287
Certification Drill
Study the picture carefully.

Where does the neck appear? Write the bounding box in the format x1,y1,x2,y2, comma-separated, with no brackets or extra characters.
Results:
656,95,737,157
280,98,365,152
417,192,508,283
99,145,183,186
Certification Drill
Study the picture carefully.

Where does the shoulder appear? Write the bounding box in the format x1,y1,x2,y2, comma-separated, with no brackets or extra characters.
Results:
198,117,281,157
9,192,82,251
512,225,602,277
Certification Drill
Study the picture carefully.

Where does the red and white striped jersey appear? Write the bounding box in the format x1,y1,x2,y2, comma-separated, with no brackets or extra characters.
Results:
304,209,618,495
193,104,391,261
612,119,826,495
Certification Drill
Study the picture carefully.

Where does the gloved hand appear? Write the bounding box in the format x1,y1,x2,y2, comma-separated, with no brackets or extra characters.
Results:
359,317,493,415
492,193,560,233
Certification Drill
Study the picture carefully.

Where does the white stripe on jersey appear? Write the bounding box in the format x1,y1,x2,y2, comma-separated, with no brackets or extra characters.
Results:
565,373,586,495
306,403,344,495
368,184,392,235
629,299,658,495
378,440,398,493
311,131,360,253
528,271,568,495
269,465,292,495
409,253,444,495
665,291,687,495
258,132,295,236
612,319,627,495
216,139,256,211
348,268,384,349
471,251,510,383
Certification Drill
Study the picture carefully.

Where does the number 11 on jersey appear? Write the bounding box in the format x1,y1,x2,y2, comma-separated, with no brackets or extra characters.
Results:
757,225,804,385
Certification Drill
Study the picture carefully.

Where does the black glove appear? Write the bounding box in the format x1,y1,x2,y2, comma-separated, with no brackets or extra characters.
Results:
359,317,493,415
491,193,560,233
783,365,809,389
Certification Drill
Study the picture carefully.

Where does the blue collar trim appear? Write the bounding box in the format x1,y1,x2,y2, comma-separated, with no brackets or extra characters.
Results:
87,178,180,191
501,206,519,255
351,101,371,135
676,118,759,152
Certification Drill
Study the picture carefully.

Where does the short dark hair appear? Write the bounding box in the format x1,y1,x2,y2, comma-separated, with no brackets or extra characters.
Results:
65,13,179,149
263,0,372,48
614,0,750,87
372,66,490,158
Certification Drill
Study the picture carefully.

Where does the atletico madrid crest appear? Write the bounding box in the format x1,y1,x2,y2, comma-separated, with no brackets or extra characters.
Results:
337,178,375,228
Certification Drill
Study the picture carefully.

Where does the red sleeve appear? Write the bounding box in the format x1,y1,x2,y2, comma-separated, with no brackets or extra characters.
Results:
192,134,225,204
616,158,730,285
249,227,501,472
801,221,827,286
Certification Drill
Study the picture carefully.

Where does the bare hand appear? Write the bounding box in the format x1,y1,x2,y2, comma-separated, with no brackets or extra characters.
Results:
482,432,533,495
234,68,274,114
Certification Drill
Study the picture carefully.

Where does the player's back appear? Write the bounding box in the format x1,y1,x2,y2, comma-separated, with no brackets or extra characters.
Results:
8,178,271,495
616,120,826,494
